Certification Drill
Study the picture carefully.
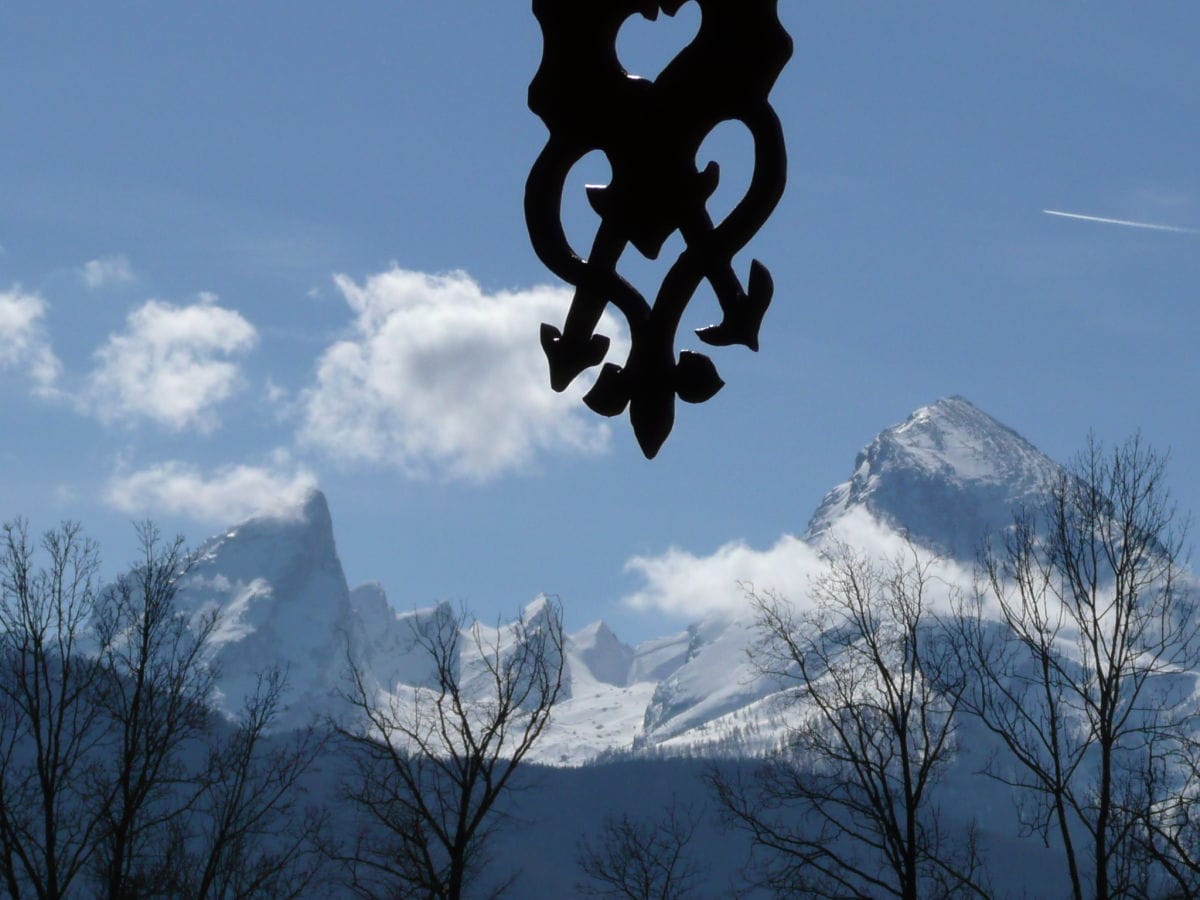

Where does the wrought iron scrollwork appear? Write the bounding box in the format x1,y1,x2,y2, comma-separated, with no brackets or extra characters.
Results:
525,0,792,457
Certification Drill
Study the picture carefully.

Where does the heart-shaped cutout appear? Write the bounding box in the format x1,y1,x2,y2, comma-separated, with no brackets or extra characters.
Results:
616,1,701,83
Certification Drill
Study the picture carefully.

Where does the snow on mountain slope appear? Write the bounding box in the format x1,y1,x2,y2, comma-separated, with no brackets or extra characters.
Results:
806,396,1060,560
173,494,655,757
530,620,694,764
346,588,450,694
176,489,438,727
569,620,634,686
529,679,660,765
631,396,1060,753
629,629,692,683
178,490,354,721
457,595,562,701
170,396,1071,763
638,616,768,745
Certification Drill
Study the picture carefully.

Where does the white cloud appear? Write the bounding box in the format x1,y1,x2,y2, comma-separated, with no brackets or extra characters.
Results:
0,286,62,395
104,453,318,523
86,295,257,432
623,509,976,618
624,534,824,618
265,378,290,406
298,267,626,481
81,254,136,289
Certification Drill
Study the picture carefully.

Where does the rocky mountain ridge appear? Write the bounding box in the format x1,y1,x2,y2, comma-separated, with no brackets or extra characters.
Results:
175,396,1062,761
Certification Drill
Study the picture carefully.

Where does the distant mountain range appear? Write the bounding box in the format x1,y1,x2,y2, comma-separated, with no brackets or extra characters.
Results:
174,396,1063,764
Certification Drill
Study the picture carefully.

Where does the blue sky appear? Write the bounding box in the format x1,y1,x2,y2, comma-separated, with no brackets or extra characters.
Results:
2,2,1198,642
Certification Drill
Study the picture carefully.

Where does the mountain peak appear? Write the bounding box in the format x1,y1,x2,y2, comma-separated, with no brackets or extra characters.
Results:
180,487,349,721
242,485,329,528
199,488,335,564
568,619,634,687
297,486,330,523
523,593,552,618
888,396,1038,475
806,396,1060,559
570,619,617,646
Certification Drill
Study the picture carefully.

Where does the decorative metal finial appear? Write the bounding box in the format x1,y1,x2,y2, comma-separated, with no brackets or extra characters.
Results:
525,0,792,458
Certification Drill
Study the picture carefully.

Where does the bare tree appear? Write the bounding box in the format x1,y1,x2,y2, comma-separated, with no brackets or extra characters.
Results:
161,667,330,900
0,520,107,899
88,522,218,898
333,599,565,899
0,519,329,898
710,544,987,900
575,799,709,899
1122,731,1200,898
947,434,1198,900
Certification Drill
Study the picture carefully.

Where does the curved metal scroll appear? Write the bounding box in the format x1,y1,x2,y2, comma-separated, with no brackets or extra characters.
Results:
525,0,792,458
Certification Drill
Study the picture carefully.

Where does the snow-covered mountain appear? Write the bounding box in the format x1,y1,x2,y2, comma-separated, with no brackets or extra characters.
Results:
806,395,1060,558
177,396,1061,759
177,490,354,720
172,491,691,741
624,396,1062,756
176,492,458,728
150,396,1180,897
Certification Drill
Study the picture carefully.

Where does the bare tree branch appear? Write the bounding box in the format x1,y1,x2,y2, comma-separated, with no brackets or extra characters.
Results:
332,599,565,899
88,522,217,898
0,519,107,899
711,544,988,900
945,434,1199,899
576,799,709,899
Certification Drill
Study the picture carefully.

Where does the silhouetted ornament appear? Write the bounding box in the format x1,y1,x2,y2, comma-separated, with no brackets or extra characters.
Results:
525,0,792,458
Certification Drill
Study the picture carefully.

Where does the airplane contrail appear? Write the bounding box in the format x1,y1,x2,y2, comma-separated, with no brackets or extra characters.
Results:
1043,209,1200,235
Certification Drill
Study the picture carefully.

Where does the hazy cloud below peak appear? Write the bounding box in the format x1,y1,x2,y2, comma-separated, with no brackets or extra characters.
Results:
623,533,822,619
298,267,627,482
623,508,975,619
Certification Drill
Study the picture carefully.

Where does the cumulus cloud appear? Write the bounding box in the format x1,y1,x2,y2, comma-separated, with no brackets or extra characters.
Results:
81,255,136,289
298,267,626,481
104,452,318,523
624,534,824,618
0,286,62,395
86,295,257,432
623,508,976,618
